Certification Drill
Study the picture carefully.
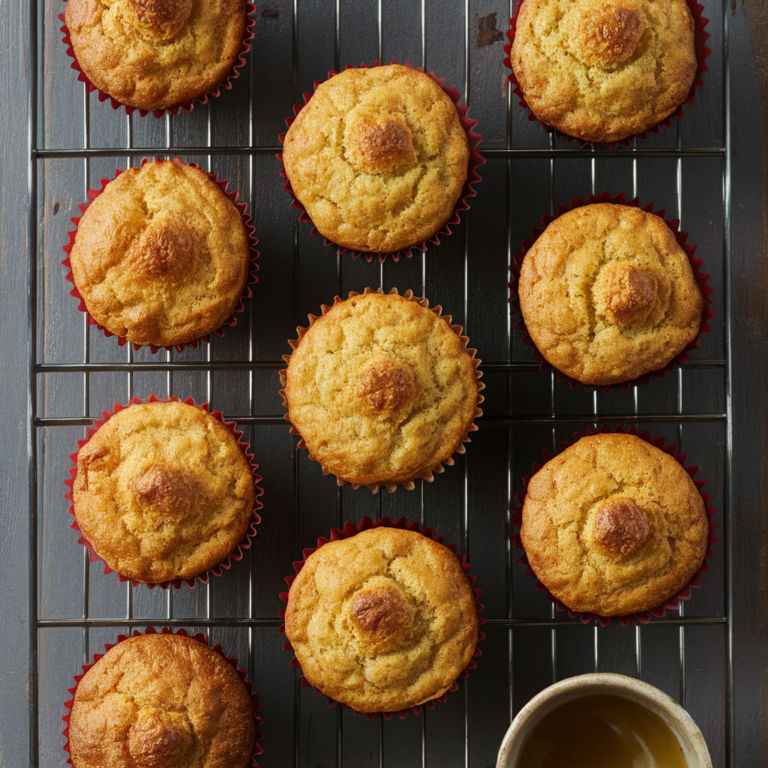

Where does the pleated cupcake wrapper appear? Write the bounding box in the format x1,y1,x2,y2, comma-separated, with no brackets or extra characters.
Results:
62,627,265,767
510,424,719,628
508,190,716,393
277,516,486,719
277,61,485,262
62,157,259,354
279,287,484,493
59,3,256,118
64,394,264,589
503,0,711,149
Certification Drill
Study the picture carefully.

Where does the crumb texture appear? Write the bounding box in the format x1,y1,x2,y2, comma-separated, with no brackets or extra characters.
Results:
282,65,470,253
68,634,256,768
511,0,697,143
518,203,704,386
65,0,246,111
520,433,709,616
73,401,255,583
284,292,479,488
69,161,250,348
284,527,479,712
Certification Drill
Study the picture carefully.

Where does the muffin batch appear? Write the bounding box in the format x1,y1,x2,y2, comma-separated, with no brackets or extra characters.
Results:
47,0,721,764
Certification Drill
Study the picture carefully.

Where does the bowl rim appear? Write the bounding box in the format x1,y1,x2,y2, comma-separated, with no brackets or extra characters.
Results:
496,672,713,768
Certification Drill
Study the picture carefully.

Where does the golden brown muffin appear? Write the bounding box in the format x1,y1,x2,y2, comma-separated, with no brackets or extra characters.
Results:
282,64,470,253
517,203,704,386
69,160,251,348
284,527,479,712
510,0,698,143
281,289,483,492
65,0,247,112
520,432,709,616
73,401,256,583
68,633,256,768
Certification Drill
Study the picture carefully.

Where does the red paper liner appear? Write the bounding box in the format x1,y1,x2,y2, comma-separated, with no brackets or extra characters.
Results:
279,287,484,493
59,3,256,118
508,191,716,393
278,516,486,718
510,424,719,627
503,0,711,149
64,395,264,589
277,61,485,262
62,627,265,766
62,157,259,354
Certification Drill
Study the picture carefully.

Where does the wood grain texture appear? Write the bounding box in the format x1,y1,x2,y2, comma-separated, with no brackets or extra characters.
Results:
732,1,768,764
0,0,32,764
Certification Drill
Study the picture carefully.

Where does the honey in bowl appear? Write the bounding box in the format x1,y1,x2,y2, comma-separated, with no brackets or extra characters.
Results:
516,693,688,768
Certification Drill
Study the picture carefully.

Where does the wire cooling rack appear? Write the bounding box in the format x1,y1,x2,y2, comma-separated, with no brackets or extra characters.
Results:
28,1,731,766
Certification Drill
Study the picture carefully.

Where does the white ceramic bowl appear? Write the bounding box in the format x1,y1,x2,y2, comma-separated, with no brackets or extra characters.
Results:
496,673,712,768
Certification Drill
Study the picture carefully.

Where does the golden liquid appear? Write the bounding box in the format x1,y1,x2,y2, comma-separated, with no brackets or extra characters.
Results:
517,694,688,768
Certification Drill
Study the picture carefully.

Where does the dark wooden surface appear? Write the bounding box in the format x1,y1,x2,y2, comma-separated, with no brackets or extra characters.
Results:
0,0,766,765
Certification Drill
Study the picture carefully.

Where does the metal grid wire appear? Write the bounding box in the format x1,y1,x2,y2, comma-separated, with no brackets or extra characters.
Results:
27,0,732,765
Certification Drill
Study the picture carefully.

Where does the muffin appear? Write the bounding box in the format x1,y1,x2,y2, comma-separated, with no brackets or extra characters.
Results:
517,203,704,386
67,633,257,768
280,289,483,492
68,160,251,349
72,400,256,584
64,0,248,112
520,432,709,617
282,64,470,254
284,526,479,713
510,0,698,143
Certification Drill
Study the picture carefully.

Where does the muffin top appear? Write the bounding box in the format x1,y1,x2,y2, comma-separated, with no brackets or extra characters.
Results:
68,633,256,768
517,203,704,386
282,64,470,253
520,432,709,616
284,527,479,712
69,160,251,348
64,0,247,111
282,291,481,490
510,0,698,143
73,401,256,583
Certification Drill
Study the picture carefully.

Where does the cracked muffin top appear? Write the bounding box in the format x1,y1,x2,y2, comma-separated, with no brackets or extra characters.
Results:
68,633,256,768
282,290,481,491
517,203,704,386
69,160,251,349
510,0,698,143
284,527,479,712
282,64,470,253
520,432,709,617
73,401,256,584
64,0,247,112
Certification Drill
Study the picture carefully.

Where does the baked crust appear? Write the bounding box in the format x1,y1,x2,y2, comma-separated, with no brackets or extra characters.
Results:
518,203,704,386
520,433,709,617
510,0,698,143
282,65,470,253
65,0,247,111
68,633,256,768
283,291,481,490
69,160,250,348
72,401,255,583
284,527,479,712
